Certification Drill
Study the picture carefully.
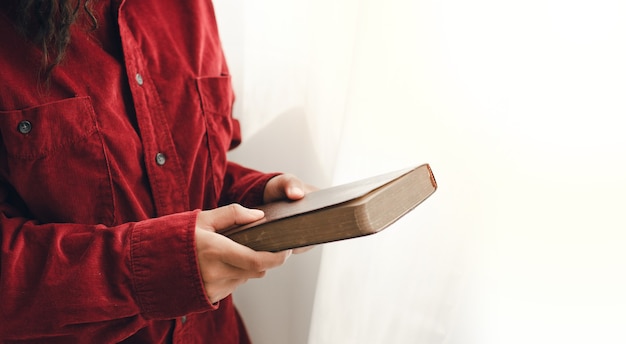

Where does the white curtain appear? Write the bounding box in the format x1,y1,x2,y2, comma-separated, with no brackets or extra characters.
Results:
215,0,626,343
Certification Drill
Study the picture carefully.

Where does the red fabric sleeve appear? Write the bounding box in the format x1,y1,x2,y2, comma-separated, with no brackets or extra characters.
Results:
0,186,212,341
219,161,281,208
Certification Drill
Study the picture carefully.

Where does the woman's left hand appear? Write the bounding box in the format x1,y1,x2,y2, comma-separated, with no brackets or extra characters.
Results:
263,173,316,204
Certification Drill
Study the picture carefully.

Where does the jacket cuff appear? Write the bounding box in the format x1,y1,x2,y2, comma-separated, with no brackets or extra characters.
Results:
246,173,281,207
130,210,214,319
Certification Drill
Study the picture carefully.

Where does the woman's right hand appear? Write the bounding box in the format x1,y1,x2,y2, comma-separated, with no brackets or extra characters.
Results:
194,204,292,304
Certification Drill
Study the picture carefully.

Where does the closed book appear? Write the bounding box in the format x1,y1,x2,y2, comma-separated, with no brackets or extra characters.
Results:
220,164,437,252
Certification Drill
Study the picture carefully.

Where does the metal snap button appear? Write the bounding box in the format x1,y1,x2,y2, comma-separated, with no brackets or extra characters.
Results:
18,120,32,134
155,152,166,166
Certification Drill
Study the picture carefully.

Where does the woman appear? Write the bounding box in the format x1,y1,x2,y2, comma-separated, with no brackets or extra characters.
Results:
0,0,311,342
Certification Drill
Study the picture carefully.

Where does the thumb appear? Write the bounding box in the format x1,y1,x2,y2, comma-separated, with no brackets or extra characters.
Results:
196,204,264,232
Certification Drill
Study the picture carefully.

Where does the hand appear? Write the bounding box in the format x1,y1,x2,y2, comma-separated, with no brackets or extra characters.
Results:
263,174,318,254
263,173,317,204
195,204,292,304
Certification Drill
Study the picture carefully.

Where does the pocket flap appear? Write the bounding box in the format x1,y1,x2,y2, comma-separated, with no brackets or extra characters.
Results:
0,97,97,159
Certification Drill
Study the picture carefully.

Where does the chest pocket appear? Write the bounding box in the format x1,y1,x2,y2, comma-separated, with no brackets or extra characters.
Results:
0,97,114,225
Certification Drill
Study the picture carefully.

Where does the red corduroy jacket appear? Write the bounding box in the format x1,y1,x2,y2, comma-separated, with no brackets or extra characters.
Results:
0,0,272,342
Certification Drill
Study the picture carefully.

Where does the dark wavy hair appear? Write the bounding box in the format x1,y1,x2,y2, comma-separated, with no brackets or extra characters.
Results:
14,0,97,80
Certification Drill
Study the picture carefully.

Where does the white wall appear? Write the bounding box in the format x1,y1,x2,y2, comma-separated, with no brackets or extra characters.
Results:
215,0,626,343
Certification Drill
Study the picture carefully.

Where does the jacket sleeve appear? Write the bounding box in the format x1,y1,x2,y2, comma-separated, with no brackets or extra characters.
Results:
0,183,213,341
219,161,281,208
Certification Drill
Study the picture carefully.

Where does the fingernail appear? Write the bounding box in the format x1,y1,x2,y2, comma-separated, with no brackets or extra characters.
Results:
290,187,304,197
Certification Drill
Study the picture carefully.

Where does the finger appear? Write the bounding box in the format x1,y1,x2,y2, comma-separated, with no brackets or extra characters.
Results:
281,175,306,200
199,228,291,272
199,257,267,282
222,246,292,272
280,175,318,199
197,204,264,232
264,174,307,203
293,245,315,254
286,185,305,200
